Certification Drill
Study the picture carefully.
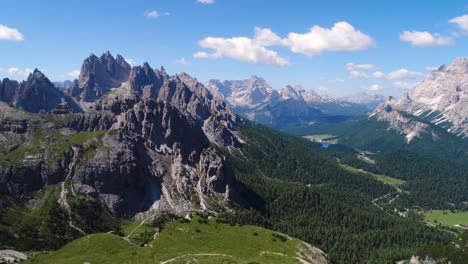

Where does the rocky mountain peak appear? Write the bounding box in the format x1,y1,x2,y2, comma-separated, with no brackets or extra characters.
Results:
69,51,131,102
13,69,78,113
0,52,242,217
438,57,468,74
379,57,468,137
126,62,163,98
280,85,304,101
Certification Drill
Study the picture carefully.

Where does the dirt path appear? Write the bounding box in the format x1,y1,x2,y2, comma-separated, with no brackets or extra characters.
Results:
160,253,234,264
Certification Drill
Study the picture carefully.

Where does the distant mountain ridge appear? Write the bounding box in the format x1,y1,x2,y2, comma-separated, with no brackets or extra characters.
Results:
206,76,385,128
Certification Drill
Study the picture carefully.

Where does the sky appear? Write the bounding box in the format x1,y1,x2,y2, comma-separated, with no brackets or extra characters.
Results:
1,0,468,97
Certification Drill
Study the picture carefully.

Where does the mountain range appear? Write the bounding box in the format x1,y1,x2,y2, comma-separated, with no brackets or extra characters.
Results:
206,76,385,129
0,52,466,264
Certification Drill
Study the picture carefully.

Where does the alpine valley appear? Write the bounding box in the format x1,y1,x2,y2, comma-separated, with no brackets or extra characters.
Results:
0,52,466,264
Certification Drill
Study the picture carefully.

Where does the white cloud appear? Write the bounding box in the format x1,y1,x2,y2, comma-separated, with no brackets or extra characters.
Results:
125,58,136,66
195,22,374,65
286,22,374,56
365,84,384,91
346,62,376,71
197,0,215,4
145,10,159,18
348,70,369,79
0,24,24,41
392,81,414,90
449,14,468,33
0,67,33,77
372,71,386,78
425,66,438,72
399,31,453,47
371,69,421,80
175,57,188,65
194,36,289,66
254,27,286,46
67,70,80,77
145,10,170,18
327,78,344,83
386,69,422,80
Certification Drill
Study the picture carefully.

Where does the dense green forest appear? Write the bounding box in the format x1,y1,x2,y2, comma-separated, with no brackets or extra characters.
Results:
220,122,456,263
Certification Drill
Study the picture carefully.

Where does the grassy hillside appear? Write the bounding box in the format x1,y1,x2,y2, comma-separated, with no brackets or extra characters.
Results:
424,210,468,227
26,216,320,264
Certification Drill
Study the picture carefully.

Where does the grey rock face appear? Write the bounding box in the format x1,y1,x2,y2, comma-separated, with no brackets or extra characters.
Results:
68,51,131,102
377,57,468,137
0,53,242,217
371,97,432,143
15,69,74,113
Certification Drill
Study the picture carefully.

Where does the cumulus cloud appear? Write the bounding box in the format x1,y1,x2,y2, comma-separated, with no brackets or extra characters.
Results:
197,0,215,4
392,81,414,90
364,84,384,91
194,22,374,65
371,71,385,78
0,24,24,41
348,70,369,79
0,67,33,77
253,27,286,46
370,69,421,80
386,69,422,80
286,22,374,56
175,57,188,65
449,14,468,33
67,70,80,77
399,31,453,47
194,36,289,66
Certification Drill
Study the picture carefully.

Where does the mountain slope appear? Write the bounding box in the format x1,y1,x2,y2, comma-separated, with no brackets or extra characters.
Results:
378,57,468,137
26,216,328,264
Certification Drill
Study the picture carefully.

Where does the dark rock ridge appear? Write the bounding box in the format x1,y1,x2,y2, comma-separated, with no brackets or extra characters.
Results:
0,52,241,217
68,51,131,102
0,70,81,114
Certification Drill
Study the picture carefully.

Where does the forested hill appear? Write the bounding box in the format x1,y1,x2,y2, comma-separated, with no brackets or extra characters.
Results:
219,121,455,263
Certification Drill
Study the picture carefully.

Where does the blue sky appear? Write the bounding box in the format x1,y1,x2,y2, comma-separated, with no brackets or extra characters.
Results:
1,0,467,97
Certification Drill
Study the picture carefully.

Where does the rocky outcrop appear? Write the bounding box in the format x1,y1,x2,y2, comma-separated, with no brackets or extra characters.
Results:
371,98,432,143
0,78,19,103
378,57,468,137
127,62,166,98
0,52,242,218
68,51,131,102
